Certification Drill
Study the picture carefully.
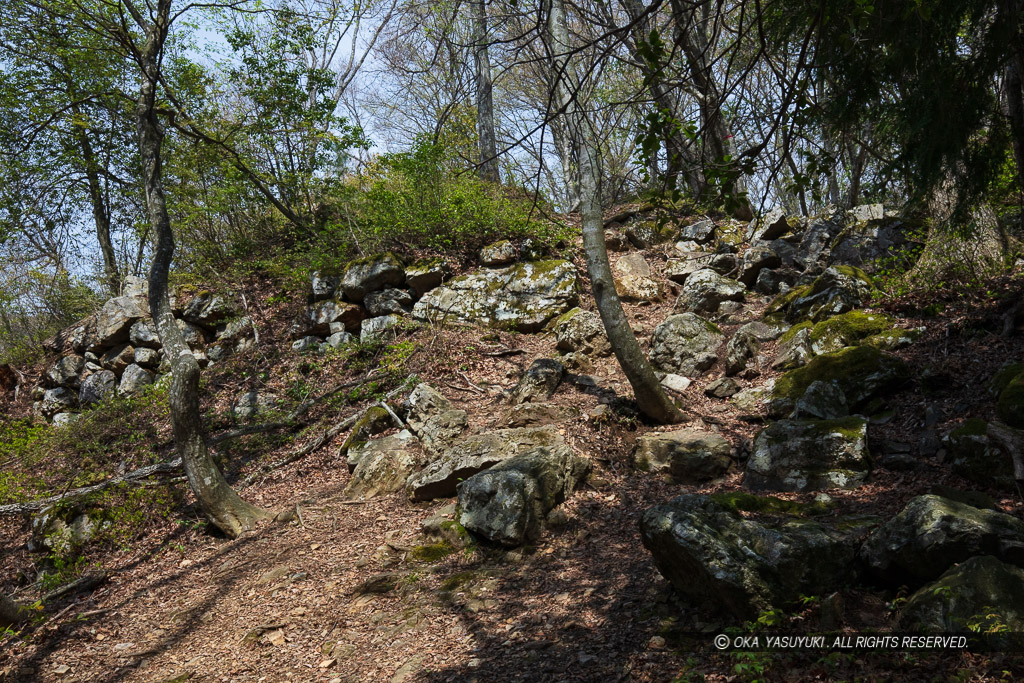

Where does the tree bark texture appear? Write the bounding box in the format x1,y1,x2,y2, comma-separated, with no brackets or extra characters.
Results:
135,1,268,539
471,0,500,184
546,0,684,424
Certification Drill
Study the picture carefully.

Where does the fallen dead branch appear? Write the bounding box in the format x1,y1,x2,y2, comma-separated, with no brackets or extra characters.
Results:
42,572,108,603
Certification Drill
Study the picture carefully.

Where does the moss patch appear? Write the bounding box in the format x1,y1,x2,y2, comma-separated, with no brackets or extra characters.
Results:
710,491,830,516
996,371,1024,429
779,320,812,345
773,345,910,405
990,362,1024,397
951,418,989,438
765,286,811,320
409,540,456,563
440,570,479,592
809,311,894,349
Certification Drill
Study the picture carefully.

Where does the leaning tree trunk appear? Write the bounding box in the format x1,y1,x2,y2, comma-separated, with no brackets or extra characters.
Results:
471,0,500,184
546,0,684,424
135,2,268,539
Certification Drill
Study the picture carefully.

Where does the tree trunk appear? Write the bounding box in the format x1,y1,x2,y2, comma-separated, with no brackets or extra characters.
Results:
471,0,500,184
135,2,268,539
75,123,120,296
546,0,684,424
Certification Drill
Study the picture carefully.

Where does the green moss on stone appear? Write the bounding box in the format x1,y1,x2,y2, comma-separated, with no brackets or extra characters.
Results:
990,363,1024,397
997,371,1024,429
809,311,894,348
951,418,989,438
779,320,813,345
765,285,812,319
440,570,479,592
773,345,909,403
710,491,830,516
409,540,456,563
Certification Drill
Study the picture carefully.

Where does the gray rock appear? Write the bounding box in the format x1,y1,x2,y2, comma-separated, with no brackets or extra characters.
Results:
42,387,78,416
772,326,813,371
99,344,135,374
205,342,231,363
633,429,733,483
624,222,661,249
405,258,450,298
412,260,579,333
120,275,148,298
830,216,920,274
773,266,875,324
52,412,82,428
794,208,846,270
326,331,355,348
304,299,365,336
739,246,782,287
95,296,147,349
665,253,716,284
724,329,760,376
175,319,208,347
942,420,1015,489
660,373,692,393
614,253,662,301
340,253,405,302
29,509,100,555
552,308,610,356
403,383,468,457
69,318,98,355
679,219,716,243
676,269,744,314
291,336,324,352
899,556,1024,632
504,403,578,427
345,430,423,499
79,370,117,406
232,391,278,421
705,377,740,398
847,203,885,222
458,445,590,546
480,240,517,267
792,380,849,420
215,316,253,344
746,208,791,243
118,364,153,396
744,417,870,492
129,320,161,349
48,355,85,389
731,383,774,413
182,292,238,330
511,358,564,405
364,288,413,317
311,270,341,301
640,494,860,620
360,314,404,343
650,313,724,376
772,345,910,410
605,230,629,251
407,425,564,501
861,495,1024,585
340,406,394,465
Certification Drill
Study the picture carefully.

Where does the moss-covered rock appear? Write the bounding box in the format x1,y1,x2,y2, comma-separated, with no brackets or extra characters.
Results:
899,556,1024,632
989,362,1024,397
633,429,734,483
405,257,450,298
943,419,1016,489
411,260,579,333
345,430,423,500
862,326,924,351
640,494,860,620
744,417,870,492
996,370,1024,429
773,345,910,410
340,405,393,463
341,253,406,302
650,313,725,376
808,311,895,355
709,491,830,516
765,266,875,324
860,495,1024,586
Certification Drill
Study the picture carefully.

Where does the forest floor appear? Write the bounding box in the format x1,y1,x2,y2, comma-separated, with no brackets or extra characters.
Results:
2,228,1024,682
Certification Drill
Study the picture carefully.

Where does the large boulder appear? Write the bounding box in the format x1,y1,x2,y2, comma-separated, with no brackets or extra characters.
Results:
407,425,564,501
94,296,147,349
805,311,896,355
743,417,870,492
793,208,846,271
340,253,406,302
412,260,579,333
364,288,413,317
340,406,393,463
118,364,153,396
457,445,590,546
771,325,813,371
765,266,875,324
304,299,365,336
899,556,1024,632
42,387,78,417
665,253,717,284
829,216,923,274
100,344,135,374
679,219,716,243
403,383,468,457
79,370,117,406
182,292,238,330
746,208,791,243
772,345,910,411
942,419,1016,490
345,430,423,499
738,246,782,287
723,322,779,377
640,494,860,620
480,240,517,267
614,253,662,302
360,314,404,343
510,358,563,405
404,257,450,298
310,270,341,301
232,391,279,421
633,429,733,483
552,308,611,357
649,313,724,377
48,355,85,389
129,320,161,349
860,495,1024,586
675,269,744,315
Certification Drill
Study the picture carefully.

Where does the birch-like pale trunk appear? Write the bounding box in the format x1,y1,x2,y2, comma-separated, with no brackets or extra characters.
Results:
545,0,684,424
471,0,500,184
